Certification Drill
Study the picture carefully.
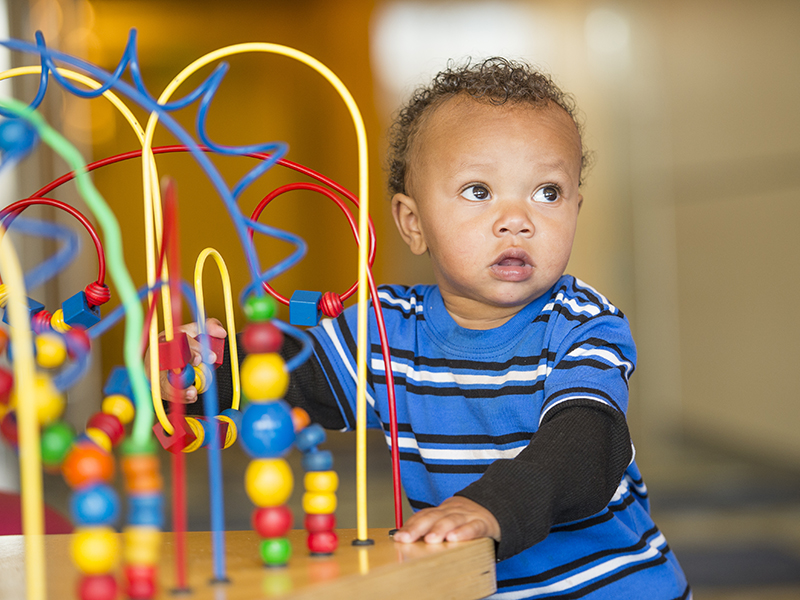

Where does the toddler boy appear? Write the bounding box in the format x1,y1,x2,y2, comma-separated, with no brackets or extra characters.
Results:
173,58,690,599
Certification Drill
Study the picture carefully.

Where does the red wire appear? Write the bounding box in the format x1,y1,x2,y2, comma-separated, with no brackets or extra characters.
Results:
0,197,107,286
250,181,376,304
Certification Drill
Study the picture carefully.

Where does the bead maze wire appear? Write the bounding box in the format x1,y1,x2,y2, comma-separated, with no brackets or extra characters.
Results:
0,28,404,600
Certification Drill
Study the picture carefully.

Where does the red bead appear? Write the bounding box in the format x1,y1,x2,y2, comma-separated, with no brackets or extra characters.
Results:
152,413,197,454
307,530,338,554
305,512,336,533
62,442,115,488
64,327,91,359
0,366,12,405
1,411,17,447
124,564,156,599
86,412,124,446
242,322,283,354
77,574,117,600
157,333,192,371
252,505,293,538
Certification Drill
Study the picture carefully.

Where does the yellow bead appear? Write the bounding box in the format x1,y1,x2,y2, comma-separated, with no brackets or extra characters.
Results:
245,458,293,507
304,471,339,494
302,491,337,515
85,427,113,453
216,414,237,449
102,394,135,425
71,526,120,574
50,309,72,333
11,373,65,425
35,332,68,369
123,526,161,565
193,363,212,394
182,417,205,453
240,353,288,401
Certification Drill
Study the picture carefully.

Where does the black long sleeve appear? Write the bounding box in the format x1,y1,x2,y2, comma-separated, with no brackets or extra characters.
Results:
455,401,632,561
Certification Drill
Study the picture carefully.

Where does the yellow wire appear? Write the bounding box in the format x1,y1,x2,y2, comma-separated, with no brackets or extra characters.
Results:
0,224,45,600
142,43,371,540
193,247,240,410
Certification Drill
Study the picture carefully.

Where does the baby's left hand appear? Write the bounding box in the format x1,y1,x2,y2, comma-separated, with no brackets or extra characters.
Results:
393,496,500,545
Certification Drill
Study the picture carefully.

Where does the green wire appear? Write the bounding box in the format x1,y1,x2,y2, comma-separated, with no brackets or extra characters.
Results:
0,98,153,451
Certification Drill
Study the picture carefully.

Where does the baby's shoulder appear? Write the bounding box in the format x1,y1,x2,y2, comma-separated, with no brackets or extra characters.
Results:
544,275,625,322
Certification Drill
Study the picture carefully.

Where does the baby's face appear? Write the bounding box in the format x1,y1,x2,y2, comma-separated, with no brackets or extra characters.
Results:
392,97,583,329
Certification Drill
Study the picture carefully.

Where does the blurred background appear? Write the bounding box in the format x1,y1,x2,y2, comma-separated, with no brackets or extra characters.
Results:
0,0,798,598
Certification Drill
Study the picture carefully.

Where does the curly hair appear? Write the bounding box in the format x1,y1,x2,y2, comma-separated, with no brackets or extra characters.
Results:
386,57,590,196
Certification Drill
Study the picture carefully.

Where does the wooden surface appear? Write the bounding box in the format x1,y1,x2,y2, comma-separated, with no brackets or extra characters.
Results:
0,528,497,600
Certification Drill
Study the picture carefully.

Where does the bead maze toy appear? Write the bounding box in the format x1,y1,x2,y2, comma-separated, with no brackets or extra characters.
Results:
0,29,406,600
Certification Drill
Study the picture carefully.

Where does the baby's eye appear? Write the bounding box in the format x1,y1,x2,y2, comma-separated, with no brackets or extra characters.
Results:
461,184,491,202
533,185,560,203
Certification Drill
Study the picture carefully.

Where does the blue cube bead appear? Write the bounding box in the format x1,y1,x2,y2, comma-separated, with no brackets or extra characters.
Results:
289,290,322,327
2,296,44,326
62,291,101,329
128,493,164,528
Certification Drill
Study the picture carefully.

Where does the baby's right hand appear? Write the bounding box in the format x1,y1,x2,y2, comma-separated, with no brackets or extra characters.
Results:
148,317,227,404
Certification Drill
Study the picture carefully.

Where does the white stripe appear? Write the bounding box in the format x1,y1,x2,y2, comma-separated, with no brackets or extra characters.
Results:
539,396,614,426
387,434,525,460
543,293,603,317
377,290,422,313
490,533,668,599
372,358,551,386
567,347,634,379
575,277,617,314
320,319,376,410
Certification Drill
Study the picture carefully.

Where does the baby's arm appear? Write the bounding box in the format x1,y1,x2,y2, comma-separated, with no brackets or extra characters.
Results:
394,402,631,560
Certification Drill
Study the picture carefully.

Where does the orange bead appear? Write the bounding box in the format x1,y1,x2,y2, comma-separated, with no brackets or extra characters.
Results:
121,454,162,493
291,407,311,432
62,442,115,488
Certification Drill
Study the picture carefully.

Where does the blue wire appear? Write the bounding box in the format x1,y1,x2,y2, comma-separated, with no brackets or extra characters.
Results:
273,319,313,373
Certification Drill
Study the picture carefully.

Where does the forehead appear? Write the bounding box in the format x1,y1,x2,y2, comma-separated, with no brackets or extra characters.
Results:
411,96,582,172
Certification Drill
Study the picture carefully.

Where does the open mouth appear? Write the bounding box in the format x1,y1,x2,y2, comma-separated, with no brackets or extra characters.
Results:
491,249,533,281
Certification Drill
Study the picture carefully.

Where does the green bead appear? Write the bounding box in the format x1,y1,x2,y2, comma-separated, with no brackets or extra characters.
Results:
244,295,277,322
259,537,291,566
40,421,76,468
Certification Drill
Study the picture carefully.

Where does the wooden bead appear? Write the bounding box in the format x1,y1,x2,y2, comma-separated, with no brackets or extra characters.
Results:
215,413,238,449
86,412,124,446
70,483,120,526
242,321,283,354
304,471,339,494
127,494,164,528
307,530,338,555
35,332,67,369
77,574,117,600
157,333,192,371
121,454,162,493
85,428,113,453
62,443,115,488
302,449,334,472
239,400,295,458
71,527,120,574
290,407,310,432
182,417,205,453
193,362,212,394
101,394,135,425
167,363,195,389
259,537,291,566
240,352,288,401
0,328,7,354
50,309,72,333
304,512,336,533
295,423,326,453
124,564,156,600
252,505,293,538
245,458,293,507
10,373,64,425
64,327,91,359
0,366,12,406
302,492,337,515
123,526,161,565
243,294,277,322
40,421,76,469
1,411,17,447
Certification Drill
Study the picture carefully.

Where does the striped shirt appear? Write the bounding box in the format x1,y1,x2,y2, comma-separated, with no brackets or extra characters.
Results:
308,275,689,599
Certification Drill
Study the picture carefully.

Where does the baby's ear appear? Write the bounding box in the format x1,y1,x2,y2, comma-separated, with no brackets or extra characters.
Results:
391,193,427,255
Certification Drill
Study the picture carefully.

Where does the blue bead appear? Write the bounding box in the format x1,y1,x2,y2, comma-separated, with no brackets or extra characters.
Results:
239,400,296,458
70,483,120,526
295,423,326,453
103,366,133,398
0,119,37,156
220,408,242,430
62,290,101,329
2,296,44,326
167,362,195,389
302,449,334,472
289,290,322,327
128,493,164,528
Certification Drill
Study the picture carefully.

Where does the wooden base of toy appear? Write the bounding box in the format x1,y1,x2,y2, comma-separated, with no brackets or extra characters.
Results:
0,528,497,599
